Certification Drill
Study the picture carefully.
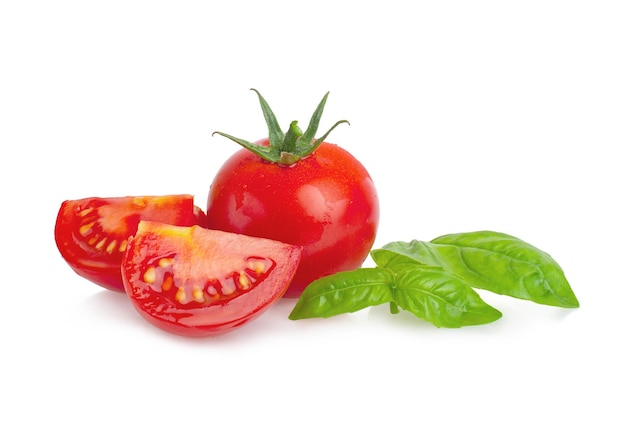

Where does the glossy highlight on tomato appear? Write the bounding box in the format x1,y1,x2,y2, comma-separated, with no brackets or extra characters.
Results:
206,140,379,298
55,194,208,292
121,221,302,337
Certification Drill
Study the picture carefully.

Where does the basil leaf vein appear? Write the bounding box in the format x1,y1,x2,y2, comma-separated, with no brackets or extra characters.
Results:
393,267,502,328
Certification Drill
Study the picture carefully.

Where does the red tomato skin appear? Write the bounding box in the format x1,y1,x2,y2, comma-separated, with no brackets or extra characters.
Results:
55,195,207,292
206,141,379,298
122,222,303,337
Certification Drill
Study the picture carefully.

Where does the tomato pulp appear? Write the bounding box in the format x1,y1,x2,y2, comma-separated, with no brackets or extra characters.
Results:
206,140,379,297
55,194,207,292
122,221,302,337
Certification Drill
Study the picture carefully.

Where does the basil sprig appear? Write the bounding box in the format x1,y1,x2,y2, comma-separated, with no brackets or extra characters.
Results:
289,231,579,328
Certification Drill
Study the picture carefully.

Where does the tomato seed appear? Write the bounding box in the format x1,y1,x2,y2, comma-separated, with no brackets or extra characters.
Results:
95,237,107,250
159,258,174,268
221,279,236,296
175,286,187,303
238,273,251,290
143,267,156,284
162,275,174,291
105,240,117,255
248,261,266,275
77,207,94,217
192,286,205,303
79,222,95,237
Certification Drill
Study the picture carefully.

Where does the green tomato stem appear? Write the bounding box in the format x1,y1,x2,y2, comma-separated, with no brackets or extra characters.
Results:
282,121,302,155
212,89,349,165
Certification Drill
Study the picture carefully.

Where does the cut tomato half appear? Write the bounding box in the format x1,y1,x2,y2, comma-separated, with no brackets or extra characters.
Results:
55,195,208,292
121,221,302,337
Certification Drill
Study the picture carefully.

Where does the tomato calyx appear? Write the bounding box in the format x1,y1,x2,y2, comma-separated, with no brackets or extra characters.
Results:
212,89,349,165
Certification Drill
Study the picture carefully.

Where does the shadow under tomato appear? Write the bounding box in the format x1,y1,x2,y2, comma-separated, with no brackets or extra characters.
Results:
81,289,301,344
81,289,139,324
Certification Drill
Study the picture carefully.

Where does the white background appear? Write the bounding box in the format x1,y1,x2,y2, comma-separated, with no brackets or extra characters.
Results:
2,1,625,426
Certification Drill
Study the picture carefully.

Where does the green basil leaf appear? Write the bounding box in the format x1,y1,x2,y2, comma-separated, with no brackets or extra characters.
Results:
288,268,394,320
383,231,579,308
370,248,430,271
379,239,449,267
393,266,502,328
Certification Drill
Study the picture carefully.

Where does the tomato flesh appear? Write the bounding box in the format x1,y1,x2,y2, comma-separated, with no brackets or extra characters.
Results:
122,221,302,337
206,141,379,297
55,195,208,292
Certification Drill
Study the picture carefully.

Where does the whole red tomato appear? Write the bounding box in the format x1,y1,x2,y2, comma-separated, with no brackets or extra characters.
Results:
206,90,379,297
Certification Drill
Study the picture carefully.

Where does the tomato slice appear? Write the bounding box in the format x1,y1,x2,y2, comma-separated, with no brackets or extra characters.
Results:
55,195,208,292
121,221,302,337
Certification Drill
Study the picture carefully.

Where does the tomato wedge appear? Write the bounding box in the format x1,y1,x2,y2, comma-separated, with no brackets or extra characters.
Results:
121,221,303,337
55,195,208,292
